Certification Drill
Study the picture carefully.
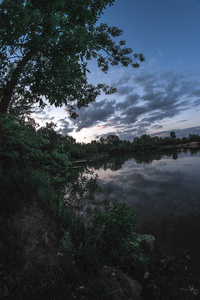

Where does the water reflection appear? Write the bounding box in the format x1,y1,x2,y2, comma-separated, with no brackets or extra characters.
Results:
82,149,200,266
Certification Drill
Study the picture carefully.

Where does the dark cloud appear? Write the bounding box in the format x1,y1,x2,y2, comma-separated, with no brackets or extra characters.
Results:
193,98,200,107
150,126,200,138
58,127,73,136
116,106,147,125
54,71,200,140
34,107,45,115
33,107,47,119
192,89,200,97
112,74,131,86
111,71,200,137
116,85,134,96
175,126,200,137
73,99,116,131
116,93,140,110
57,118,73,136
48,117,55,121
33,105,55,124
133,72,154,85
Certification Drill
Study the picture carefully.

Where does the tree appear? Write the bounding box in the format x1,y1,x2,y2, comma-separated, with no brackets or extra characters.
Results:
170,131,176,139
189,134,200,143
0,0,144,117
105,134,120,145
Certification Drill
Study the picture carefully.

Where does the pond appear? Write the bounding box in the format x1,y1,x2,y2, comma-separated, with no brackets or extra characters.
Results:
76,149,200,272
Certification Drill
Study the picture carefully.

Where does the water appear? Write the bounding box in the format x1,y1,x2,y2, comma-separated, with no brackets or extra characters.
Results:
81,149,200,269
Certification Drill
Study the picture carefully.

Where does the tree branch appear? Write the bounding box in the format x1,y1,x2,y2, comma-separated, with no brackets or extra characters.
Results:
0,48,35,114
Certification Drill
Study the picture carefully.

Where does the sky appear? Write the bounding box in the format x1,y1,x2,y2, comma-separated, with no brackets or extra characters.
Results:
33,0,200,143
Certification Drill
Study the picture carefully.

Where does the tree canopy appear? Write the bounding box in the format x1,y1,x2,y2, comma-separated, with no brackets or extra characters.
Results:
0,0,144,117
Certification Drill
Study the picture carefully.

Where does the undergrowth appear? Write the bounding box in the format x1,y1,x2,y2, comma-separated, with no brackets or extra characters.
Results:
0,116,199,299
0,166,146,299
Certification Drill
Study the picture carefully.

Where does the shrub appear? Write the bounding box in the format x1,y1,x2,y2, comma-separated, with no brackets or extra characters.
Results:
84,201,142,269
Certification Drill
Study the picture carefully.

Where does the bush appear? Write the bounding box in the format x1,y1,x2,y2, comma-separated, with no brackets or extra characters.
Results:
84,201,143,270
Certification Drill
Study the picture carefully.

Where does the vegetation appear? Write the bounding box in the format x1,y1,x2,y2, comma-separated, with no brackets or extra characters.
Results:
66,132,200,159
0,0,146,298
0,0,199,298
0,0,144,116
1,113,200,299
0,112,148,299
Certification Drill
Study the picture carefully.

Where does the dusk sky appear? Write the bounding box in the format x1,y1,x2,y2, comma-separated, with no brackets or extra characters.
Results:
34,0,200,143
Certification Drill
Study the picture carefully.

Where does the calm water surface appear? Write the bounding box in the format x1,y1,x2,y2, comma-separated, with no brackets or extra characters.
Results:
85,149,200,267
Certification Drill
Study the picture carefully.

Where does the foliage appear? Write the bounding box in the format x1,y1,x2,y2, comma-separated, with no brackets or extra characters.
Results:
0,109,147,298
0,114,71,187
86,201,143,268
0,0,144,116
58,199,144,276
170,131,176,139
57,173,144,274
1,113,199,298
68,132,200,159
0,167,52,217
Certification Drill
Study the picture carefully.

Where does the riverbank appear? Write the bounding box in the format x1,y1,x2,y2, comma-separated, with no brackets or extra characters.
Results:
159,141,200,150
1,201,199,299
1,169,199,299
0,200,143,299
0,168,148,299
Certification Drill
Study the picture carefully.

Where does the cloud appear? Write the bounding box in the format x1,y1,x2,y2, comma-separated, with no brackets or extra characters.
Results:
33,105,55,124
150,126,200,138
157,49,162,56
193,98,200,107
116,85,134,96
96,125,107,129
116,93,140,110
112,74,132,86
113,106,147,126
33,107,47,120
73,99,116,131
57,118,73,136
55,70,200,141
112,71,200,135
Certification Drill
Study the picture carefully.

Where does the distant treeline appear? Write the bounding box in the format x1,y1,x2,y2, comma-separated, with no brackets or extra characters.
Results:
2,115,199,167
47,128,200,158
69,131,200,158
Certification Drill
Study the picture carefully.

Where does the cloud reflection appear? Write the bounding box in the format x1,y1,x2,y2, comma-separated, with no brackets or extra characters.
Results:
90,151,200,228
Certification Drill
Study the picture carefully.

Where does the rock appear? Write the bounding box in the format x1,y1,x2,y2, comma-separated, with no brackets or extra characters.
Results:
101,266,142,300
125,276,142,300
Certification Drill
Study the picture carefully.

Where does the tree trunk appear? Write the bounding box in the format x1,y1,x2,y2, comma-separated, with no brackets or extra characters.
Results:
0,49,35,114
